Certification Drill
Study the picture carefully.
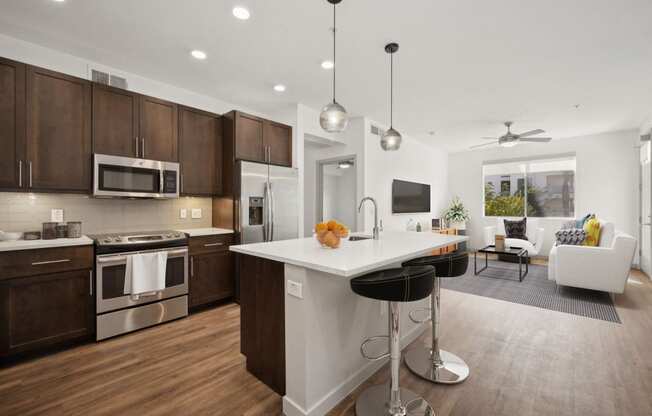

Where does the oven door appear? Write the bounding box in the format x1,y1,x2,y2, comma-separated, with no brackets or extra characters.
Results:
96,247,188,314
93,153,179,198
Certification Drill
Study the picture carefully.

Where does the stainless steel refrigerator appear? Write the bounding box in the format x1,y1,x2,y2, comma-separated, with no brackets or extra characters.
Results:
236,161,299,244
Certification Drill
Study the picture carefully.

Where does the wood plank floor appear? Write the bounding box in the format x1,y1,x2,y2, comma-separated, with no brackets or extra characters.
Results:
1,269,651,416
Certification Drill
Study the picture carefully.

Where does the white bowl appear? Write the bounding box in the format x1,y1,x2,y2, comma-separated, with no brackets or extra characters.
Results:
0,231,23,241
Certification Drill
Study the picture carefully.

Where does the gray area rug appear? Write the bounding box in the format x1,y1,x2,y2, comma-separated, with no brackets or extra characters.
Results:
440,260,621,323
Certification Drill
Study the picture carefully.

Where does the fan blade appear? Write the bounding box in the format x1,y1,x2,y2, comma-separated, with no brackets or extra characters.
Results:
517,129,545,138
520,137,552,142
470,141,498,149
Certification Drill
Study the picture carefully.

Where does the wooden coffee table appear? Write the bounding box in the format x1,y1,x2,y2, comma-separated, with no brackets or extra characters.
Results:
474,245,529,282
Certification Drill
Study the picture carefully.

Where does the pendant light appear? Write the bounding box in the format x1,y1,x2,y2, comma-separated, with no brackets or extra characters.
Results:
381,42,402,151
320,0,349,133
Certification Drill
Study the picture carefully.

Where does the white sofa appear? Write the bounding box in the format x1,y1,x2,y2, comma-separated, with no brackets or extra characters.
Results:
483,218,545,256
548,222,637,294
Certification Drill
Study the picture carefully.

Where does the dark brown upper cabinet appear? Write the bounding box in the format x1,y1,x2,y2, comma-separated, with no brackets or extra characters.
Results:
0,57,26,191
224,111,292,167
178,106,223,196
92,84,139,158
264,120,292,167
140,95,178,162
92,86,178,162
26,66,92,193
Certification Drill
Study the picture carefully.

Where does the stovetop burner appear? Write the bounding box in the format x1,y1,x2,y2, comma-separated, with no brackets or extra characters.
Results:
90,230,188,254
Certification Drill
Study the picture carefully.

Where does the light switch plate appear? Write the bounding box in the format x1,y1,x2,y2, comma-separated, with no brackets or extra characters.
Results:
287,280,303,299
179,208,187,219
191,208,202,219
51,209,64,223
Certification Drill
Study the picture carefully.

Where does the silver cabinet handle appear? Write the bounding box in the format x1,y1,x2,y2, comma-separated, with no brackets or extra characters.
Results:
28,161,33,188
190,256,194,277
204,242,224,247
18,160,22,187
32,259,71,266
89,270,93,296
180,172,184,194
141,137,145,158
135,136,140,157
159,170,164,193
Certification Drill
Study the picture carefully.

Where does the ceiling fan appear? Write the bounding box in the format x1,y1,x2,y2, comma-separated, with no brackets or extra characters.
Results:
471,121,552,149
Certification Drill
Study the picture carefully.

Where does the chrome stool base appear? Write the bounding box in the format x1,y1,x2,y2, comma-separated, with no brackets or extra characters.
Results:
405,348,469,384
355,384,436,416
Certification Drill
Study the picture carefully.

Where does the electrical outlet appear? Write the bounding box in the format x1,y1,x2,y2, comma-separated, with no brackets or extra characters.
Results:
51,209,64,223
179,208,187,219
191,208,202,219
287,280,303,299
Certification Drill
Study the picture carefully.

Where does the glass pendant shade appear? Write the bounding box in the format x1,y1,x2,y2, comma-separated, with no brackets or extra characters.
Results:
380,127,402,151
320,100,349,133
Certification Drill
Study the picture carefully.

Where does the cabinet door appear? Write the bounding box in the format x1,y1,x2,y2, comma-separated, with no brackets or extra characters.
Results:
234,112,264,162
179,107,222,196
189,251,234,308
264,121,292,167
140,95,178,162
26,66,91,192
0,58,26,190
92,84,139,158
0,269,94,357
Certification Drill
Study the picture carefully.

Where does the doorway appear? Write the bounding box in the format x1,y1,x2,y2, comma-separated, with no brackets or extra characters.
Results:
640,140,651,277
317,157,357,231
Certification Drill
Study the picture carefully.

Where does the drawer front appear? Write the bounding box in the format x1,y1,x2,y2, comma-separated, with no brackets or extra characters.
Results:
0,246,93,280
189,234,233,255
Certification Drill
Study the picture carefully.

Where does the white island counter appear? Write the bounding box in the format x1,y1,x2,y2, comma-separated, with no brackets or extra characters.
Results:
230,231,468,416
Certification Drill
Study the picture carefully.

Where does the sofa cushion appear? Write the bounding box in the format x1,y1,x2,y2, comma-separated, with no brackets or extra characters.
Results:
555,229,587,245
583,216,602,247
504,218,528,241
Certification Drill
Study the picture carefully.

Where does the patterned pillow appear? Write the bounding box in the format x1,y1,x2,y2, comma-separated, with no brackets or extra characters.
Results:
555,229,587,245
561,220,576,230
504,218,528,241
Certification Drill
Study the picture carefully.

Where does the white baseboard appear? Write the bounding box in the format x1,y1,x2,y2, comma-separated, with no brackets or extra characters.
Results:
282,322,428,416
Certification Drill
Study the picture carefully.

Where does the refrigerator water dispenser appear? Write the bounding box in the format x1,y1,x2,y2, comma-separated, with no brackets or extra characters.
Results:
249,197,264,225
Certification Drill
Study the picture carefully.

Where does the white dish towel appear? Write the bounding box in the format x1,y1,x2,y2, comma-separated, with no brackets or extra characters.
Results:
123,251,168,300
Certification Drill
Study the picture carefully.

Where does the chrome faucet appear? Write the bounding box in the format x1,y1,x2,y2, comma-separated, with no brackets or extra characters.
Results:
358,197,380,240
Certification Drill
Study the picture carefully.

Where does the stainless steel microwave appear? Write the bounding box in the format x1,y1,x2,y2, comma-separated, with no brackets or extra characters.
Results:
93,154,179,198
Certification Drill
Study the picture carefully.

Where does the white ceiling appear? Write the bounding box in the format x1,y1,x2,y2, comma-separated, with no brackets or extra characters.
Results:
1,0,651,152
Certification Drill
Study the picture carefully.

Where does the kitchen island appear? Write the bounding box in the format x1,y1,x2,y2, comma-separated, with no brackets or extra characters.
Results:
230,231,468,416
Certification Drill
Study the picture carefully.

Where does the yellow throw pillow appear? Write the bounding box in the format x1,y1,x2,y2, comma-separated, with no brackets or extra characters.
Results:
582,216,601,246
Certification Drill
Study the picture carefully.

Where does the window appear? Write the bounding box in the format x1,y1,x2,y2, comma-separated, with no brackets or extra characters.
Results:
483,155,576,218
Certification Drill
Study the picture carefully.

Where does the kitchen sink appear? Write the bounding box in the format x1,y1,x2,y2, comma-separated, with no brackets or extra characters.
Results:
349,236,371,241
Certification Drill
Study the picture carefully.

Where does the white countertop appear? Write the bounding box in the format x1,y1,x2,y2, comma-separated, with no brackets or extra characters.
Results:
0,236,94,252
230,231,468,277
177,227,234,237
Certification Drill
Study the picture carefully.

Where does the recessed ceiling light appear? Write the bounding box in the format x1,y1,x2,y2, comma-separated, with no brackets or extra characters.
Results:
191,50,207,60
233,6,250,20
273,84,286,92
321,60,334,70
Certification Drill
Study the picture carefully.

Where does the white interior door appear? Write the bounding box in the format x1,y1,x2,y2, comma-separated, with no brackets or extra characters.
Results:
640,141,651,277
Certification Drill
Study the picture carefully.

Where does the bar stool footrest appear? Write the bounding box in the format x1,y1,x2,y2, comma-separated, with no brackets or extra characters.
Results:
408,307,432,324
360,335,390,361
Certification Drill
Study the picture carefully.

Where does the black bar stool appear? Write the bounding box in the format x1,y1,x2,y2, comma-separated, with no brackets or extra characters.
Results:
402,251,470,384
350,265,436,416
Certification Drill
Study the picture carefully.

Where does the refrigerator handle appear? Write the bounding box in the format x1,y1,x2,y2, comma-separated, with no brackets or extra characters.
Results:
263,182,269,242
269,182,275,242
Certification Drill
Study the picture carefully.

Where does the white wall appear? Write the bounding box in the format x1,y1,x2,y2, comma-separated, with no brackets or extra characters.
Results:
362,121,449,233
448,129,640,255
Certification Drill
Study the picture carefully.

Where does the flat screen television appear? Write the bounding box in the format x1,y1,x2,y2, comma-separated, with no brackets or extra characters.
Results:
392,180,431,213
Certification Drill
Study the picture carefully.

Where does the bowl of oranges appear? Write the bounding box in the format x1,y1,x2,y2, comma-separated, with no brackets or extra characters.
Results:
315,220,349,249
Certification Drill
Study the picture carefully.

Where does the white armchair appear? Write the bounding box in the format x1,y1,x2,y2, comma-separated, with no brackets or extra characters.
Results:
548,223,637,294
483,218,545,256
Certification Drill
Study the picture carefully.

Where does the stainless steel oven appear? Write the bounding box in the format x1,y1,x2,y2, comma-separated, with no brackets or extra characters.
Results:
93,153,179,198
92,231,189,340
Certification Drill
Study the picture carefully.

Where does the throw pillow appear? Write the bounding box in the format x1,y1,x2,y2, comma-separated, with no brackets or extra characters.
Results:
582,216,602,246
504,218,528,240
555,229,587,245
561,220,576,230
576,213,593,229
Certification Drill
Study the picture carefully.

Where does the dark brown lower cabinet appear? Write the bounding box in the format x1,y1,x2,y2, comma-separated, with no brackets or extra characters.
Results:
188,235,235,309
0,269,94,358
239,254,285,395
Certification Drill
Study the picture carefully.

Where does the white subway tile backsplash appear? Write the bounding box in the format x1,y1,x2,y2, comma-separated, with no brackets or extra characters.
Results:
0,193,212,234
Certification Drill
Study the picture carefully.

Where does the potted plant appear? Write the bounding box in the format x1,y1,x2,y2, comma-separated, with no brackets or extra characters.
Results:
444,197,469,230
